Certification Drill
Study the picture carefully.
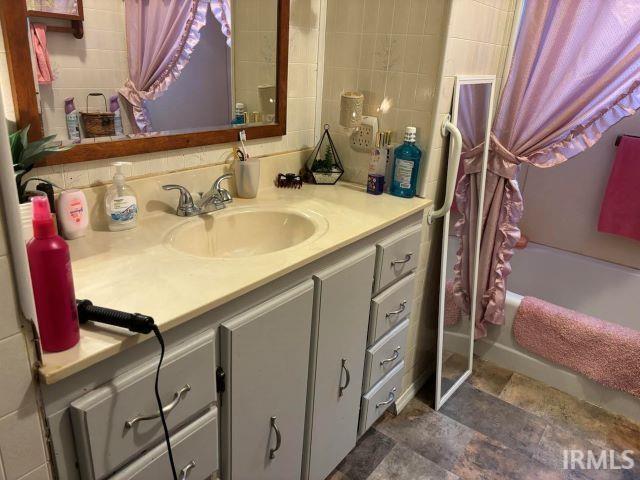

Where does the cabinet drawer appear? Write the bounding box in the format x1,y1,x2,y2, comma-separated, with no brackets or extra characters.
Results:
363,319,409,391
373,224,421,294
369,272,415,345
71,331,216,480
358,361,404,436
110,408,218,480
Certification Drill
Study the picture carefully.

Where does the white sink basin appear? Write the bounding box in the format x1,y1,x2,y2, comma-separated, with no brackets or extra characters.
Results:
165,206,328,258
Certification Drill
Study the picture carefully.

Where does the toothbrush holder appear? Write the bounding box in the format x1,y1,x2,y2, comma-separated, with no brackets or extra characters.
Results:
234,158,260,198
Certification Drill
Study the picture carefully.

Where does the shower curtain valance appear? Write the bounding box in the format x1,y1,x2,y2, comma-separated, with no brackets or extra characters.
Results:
454,0,640,338
119,0,232,133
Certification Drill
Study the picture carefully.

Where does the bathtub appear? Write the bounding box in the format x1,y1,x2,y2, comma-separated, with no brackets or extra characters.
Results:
445,239,640,422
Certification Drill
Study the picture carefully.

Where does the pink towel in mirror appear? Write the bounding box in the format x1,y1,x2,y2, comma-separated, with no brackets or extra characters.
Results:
31,23,54,84
598,135,640,241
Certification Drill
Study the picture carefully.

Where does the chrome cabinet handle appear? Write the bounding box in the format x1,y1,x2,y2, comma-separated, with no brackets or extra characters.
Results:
386,301,407,319
124,384,191,429
391,253,413,267
339,358,351,397
269,416,282,459
375,387,397,409
379,347,401,367
178,460,196,479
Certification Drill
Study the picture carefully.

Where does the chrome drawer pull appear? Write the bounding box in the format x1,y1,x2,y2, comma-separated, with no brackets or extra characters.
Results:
179,460,196,479
124,384,191,429
391,253,413,267
269,416,282,459
375,387,397,409
386,301,407,319
379,347,401,367
339,358,351,397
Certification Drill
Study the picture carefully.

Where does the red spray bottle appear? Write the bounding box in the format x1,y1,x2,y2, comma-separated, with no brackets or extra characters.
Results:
27,196,80,352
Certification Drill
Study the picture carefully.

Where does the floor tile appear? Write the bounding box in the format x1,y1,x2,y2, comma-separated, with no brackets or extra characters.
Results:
500,374,640,453
336,428,395,480
376,403,476,472
451,433,567,480
534,424,640,480
469,356,514,397
368,444,459,480
326,470,348,480
440,382,548,456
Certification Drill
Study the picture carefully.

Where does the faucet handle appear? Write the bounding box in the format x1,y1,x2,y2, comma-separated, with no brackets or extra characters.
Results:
162,184,200,217
213,173,233,203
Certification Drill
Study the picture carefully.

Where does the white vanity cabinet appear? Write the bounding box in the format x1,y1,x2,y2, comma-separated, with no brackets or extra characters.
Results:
304,249,376,480
219,281,314,480
39,213,427,480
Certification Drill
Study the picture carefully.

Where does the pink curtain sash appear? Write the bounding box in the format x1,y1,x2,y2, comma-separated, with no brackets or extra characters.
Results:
119,0,209,132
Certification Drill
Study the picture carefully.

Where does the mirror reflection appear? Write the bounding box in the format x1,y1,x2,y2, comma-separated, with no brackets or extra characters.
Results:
440,81,492,398
27,0,278,145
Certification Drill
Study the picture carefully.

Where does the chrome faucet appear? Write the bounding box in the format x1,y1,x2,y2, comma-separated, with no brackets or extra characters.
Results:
163,173,234,217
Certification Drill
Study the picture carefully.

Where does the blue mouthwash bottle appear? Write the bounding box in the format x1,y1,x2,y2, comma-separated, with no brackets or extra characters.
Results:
390,126,422,198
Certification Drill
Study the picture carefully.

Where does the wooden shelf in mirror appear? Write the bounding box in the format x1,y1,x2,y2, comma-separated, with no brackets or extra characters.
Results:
1,0,290,166
27,0,84,39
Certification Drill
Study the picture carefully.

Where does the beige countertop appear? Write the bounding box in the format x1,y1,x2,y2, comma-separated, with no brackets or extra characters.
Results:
39,183,431,384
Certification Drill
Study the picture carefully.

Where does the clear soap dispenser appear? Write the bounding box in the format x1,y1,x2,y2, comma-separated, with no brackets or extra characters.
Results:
105,162,138,231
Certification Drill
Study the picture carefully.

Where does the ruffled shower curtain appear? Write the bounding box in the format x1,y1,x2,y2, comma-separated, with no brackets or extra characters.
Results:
120,0,232,133
454,0,640,338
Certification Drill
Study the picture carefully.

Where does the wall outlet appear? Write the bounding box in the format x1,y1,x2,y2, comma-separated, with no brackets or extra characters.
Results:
350,116,379,152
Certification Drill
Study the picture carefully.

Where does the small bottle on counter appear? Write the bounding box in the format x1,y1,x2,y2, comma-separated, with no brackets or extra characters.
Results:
56,189,89,239
367,131,393,195
390,126,422,198
110,95,124,136
27,196,80,352
105,162,138,231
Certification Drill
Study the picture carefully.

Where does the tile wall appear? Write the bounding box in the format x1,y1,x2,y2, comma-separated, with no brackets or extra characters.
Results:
36,1,129,141
321,0,447,184
233,0,279,114
0,200,50,479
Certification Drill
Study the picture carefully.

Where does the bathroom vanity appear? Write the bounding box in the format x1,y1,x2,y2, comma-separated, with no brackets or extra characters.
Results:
37,183,430,480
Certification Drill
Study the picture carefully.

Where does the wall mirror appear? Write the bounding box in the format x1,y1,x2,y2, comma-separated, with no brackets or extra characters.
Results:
1,0,289,165
435,75,495,410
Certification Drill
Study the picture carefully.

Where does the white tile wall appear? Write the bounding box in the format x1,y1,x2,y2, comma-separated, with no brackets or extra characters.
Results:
0,204,50,479
321,0,446,185
37,1,129,140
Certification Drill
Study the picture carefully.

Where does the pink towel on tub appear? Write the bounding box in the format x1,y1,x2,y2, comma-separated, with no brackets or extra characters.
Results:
31,23,54,84
513,296,640,398
598,135,640,242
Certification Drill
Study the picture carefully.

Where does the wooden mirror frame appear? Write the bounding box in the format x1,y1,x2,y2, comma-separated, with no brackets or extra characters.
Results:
0,0,289,167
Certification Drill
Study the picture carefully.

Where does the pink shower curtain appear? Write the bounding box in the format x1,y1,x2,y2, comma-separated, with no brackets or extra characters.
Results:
454,0,640,338
119,0,210,132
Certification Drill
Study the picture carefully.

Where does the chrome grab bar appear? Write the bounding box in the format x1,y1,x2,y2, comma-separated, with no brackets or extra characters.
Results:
391,253,413,267
375,387,397,409
339,358,351,397
379,347,401,367
428,114,463,224
386,301,407,319
124,384,191,429
179,460,196,479
269,416,282,459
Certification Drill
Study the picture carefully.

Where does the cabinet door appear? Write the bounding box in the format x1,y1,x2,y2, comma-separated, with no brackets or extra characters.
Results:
220,281,313,480
305,249,375,480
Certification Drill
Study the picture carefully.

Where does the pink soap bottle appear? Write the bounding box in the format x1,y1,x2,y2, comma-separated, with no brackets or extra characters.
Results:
27,196,80,352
